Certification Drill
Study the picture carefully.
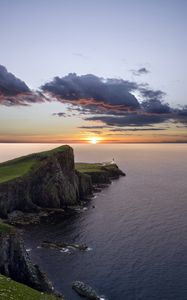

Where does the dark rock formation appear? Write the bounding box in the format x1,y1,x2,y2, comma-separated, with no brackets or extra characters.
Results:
0,228,53,293
0,146,125,220
84,164,126,184
72,281,100,300
0,146,92,218
76,171,93,199
41,240,88,251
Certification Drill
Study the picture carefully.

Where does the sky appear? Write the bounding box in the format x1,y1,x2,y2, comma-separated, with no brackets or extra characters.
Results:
0,0,187,143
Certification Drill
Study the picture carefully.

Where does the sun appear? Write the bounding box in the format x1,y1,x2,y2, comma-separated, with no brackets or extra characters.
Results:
90,137,98,144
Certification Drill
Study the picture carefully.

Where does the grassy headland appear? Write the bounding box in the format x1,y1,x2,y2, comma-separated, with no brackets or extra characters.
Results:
75,163,105,173
0,145,70,184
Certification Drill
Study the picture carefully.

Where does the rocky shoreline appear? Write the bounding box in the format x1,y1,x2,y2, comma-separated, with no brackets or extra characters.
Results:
0,145,125,299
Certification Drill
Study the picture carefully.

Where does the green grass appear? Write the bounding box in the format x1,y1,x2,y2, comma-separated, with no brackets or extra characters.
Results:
0,275,63,300
0,145,70,184
0,222,14,234
0,159,37,184
75,163,105,173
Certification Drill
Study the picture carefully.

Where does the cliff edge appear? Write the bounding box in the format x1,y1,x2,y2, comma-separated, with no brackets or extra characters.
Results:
0,145,92,218
0,222,63,298
0,145,125,219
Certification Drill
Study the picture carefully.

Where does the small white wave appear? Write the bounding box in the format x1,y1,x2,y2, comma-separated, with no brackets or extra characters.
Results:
60,248,70,253
99,296,107,300
85,247,93,251
26,248,32,252
37,246,41,249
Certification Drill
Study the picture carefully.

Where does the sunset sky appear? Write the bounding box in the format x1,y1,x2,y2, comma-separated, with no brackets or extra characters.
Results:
0,0,187,143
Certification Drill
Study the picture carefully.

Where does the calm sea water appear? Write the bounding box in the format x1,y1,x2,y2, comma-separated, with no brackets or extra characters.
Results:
1,143,187,300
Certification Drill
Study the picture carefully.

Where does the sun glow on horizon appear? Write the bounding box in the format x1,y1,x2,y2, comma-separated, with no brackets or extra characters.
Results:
89,137,99,144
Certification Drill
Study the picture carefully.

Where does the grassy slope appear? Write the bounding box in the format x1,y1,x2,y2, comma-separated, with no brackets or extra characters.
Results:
0,275,63,300
75,162,118,173
75,163,105,173
0,221,14,234
0,145,70,184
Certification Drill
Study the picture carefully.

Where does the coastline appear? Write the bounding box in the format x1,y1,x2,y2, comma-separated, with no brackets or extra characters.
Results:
0,145,125,299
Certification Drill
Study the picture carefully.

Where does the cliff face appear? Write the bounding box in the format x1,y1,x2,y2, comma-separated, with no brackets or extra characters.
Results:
0,146,92,218
76,163,126,185
0,146,125,219
0,228,53,293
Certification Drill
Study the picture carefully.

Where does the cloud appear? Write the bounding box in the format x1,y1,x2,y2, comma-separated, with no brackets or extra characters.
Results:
52,112,67,117
141,99,171,114
1,66,186,131
78,125,107,129
140,88,166,101
43,73,173,119
0,65,45,106
0,65,30,96
86,113,171,127
46,72,186,128
130,67,150,76
110,127,167,131
175,105,187,124
41,73,140,111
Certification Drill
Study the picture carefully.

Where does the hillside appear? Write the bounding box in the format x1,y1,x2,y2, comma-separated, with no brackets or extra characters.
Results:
0,146,70,184
0,275,62,300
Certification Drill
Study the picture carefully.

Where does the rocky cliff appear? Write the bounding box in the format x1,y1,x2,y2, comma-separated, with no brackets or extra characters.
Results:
75,162,126,184
0,146,92,218
0,146,125,299
0,222,54,293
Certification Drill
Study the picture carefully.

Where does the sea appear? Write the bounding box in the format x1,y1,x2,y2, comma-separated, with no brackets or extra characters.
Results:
0,143,187,300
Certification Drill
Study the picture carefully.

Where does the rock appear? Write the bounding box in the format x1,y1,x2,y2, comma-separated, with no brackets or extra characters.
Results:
0,146,126,220
0,146,93,218
72,281,100,300
7,208,66,225
41,240,88,251
80,163,126,185
0,227,53,293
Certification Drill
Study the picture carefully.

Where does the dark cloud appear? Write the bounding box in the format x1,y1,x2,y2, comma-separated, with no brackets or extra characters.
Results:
78,125,107,129
131,67,150,76
44,73,174,121
141,99,171,114
41,73,140,111
0,65,30,96
52,112,67,117
46,72,181,128
0,65,45,106
110,127,167,132
1,66,186,131
175,106,187,124
86,113,171,127
140,88,166,101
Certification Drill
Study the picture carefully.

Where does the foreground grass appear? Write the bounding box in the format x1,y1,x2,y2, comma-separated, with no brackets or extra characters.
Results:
0,275,63,300
0,222,14,234
0,145,70,184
